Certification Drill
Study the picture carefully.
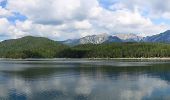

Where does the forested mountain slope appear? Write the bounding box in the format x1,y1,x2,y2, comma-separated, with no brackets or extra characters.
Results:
0,36,68,58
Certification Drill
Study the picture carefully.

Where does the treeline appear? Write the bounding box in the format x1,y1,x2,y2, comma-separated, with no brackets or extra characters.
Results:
59,43,170,58
1,36,170,58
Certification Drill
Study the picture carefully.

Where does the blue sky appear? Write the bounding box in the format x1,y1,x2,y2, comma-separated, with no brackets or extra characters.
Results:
0,0,169,40
0,0,27,23
0,0,6,8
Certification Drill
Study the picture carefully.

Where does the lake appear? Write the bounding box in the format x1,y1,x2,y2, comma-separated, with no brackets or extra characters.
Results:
0,59,170,100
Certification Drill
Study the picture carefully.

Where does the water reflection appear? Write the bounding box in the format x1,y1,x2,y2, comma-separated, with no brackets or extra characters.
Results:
0,60,169,100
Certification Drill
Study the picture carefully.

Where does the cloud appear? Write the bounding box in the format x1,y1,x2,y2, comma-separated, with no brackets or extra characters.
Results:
7,0,98,25
74,20,92,30
89,6,169,36
112,0,170,19
0,18,10,33
0,7,12,17
0,0,168,40
0,18,28,40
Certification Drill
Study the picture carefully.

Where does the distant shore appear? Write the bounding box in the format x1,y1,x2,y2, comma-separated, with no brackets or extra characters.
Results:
1,57,170,60
94,58,170,60
87,58,170,60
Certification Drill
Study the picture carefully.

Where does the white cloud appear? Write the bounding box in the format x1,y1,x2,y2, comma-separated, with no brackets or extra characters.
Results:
88,7,169,35
7,0,98,25
74,20,92,30
0,18,10,34
0,7,12,17
0,18,28,39
113,0,170,19
0,0,168,40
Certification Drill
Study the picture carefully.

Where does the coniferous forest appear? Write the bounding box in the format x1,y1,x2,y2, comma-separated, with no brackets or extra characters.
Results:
1,36,170,58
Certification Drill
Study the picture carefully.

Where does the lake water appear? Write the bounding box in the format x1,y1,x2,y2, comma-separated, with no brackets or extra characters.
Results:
0,59,170,100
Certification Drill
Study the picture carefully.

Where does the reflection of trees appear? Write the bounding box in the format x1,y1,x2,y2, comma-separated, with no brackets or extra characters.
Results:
78,63,170,82
2,62,170,82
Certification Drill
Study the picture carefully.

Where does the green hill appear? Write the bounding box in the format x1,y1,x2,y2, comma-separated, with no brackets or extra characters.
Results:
0,36,68,58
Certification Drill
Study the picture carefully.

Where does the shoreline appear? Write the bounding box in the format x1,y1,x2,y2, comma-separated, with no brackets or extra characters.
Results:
1,57,170,60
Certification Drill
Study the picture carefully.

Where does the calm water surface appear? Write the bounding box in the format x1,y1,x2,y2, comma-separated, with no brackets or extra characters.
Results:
0,59,170,100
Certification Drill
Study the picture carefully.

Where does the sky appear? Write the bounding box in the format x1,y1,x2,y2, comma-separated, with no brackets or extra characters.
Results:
0,0,170,41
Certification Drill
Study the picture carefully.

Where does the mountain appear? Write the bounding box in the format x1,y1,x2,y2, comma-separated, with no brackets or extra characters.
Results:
79,33,122,44
144,30,170,43
113,33,143,42
62,33,144,46
1,30,170,58
0,36,68,58
62,33,122,45
1,32,170,58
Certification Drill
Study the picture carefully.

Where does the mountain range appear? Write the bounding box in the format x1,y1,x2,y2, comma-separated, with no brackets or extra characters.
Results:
61,30,170,45
61,33,122,45
0,30,170,58
0,30,170,48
